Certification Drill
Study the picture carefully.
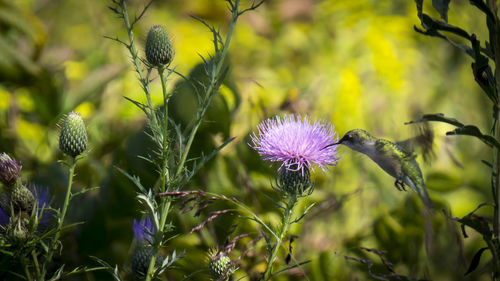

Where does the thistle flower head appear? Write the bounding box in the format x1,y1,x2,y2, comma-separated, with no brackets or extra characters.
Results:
131,246,162,277
131,217,161,277
133,217,154,245
59,112,88,158
145,25,173,67
250,114,339,174
0,153,22,187
208,249,234,281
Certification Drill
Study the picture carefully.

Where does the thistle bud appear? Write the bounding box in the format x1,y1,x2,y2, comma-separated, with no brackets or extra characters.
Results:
131,246,162,277
8,216,28,243
59,112,88,158
10,182,35,212
208,251,233,281
145,25,173,67
0,153,22,187
277,165,311,196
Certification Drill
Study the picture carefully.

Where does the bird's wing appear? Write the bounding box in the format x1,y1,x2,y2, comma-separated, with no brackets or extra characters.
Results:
396,123,434,163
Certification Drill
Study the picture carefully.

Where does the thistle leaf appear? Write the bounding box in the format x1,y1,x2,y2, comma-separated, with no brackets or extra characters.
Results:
432,0,451,22
114,166,147,193
407,113,500,149
465,247,489,276
415,0,424,21
446,125,500,149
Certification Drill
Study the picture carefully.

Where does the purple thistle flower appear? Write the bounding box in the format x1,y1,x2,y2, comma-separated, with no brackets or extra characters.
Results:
0,208,8,229
250,114,340,173
0,153,22,186
133,217,154,244
32,185,52,226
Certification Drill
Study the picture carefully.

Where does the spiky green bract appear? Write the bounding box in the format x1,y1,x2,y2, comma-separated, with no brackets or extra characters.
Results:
145,25,173,67
208,251,233,281
0,153,22,187
59,112,88,158
131,246,162,278
10,182,35,212
277,165,312,196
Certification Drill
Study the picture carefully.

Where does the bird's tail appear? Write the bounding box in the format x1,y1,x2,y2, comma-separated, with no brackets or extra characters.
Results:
419,182,434,211
404,174,434,211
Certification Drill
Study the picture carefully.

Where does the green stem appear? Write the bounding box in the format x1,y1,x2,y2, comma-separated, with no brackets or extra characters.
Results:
486,0,500,279
32,251,40,277
174,0,240,180
262,195,297,281
120,0,158,129
144,199,172,281
40,157,76,280
22,257,32,281
158,66,171,191
144,66,172,281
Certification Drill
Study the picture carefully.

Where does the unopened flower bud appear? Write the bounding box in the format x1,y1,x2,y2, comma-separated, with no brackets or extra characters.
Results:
59,112,88,158
0,153,22,187
208,251,233,281
10,183,35,212
8,216,28,243
131,246,162,277
145,25,173,67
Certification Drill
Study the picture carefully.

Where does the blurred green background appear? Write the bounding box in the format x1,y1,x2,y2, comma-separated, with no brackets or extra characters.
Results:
0,0,493,280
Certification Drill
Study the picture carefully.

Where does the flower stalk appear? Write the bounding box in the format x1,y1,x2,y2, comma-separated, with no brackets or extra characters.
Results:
262,194,297,281
119,0,158,129
40,157,76,280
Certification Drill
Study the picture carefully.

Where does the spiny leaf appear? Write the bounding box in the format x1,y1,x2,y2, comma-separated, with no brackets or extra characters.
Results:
432,0,451,22
292,202,316,224
481,160,493,169
273,260,311,275
71,186,100,198
114,166,147,193
446,125,500,149
465,247,489,276
415,0,424,21
181,137,236,186
89,256,123,281
413,25,474,58
406,113,464,127
458,215,491,239
123,96,149,117
407,114,500,149
262,230,272,254
421,14,470,39
48,265,65,281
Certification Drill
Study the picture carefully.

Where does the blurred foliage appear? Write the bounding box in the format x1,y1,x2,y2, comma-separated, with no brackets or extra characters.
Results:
0,0,493,280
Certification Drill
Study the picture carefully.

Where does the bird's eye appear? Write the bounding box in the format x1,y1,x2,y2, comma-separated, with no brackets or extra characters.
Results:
341,134,352,143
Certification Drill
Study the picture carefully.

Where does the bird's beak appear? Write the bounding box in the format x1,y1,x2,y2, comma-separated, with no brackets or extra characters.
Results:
322,139,343,150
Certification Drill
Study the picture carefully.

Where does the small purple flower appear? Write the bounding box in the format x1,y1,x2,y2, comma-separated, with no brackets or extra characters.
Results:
133,217,154,244
0,208,8,229
0,153,22,186
32,185,52,226
250,114,340,173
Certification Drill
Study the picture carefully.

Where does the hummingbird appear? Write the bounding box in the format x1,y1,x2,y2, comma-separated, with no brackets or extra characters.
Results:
326,128,434,210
